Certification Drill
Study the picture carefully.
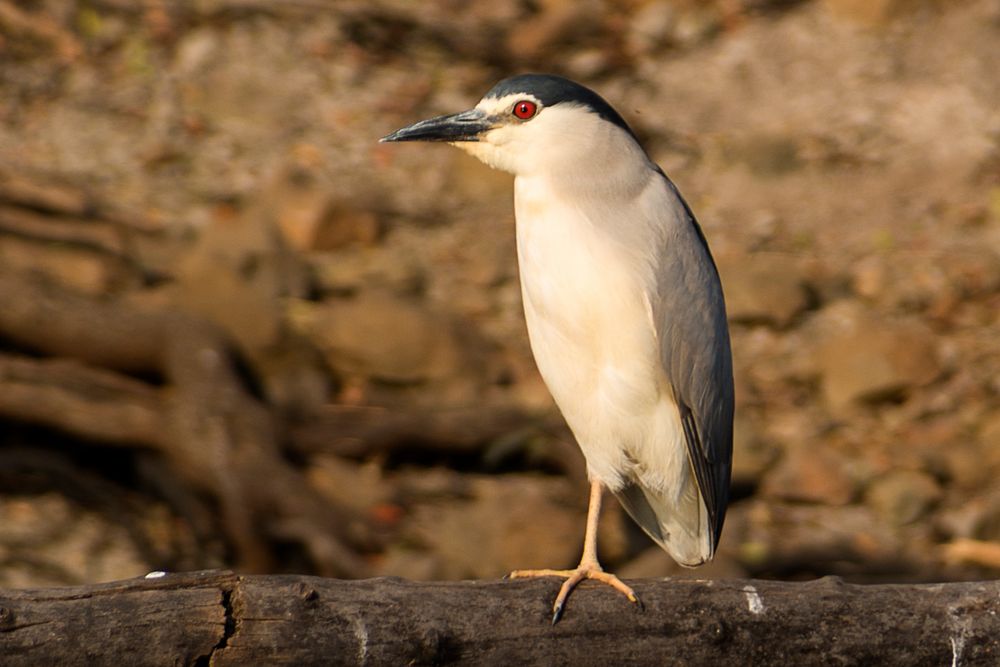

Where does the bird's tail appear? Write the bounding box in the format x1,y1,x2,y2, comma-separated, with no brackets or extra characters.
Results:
613,470,713,567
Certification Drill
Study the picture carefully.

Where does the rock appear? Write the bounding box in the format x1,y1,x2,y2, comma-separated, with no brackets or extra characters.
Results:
171,204,309,355
0,493,149,587
731,413,779,487
166,201,338,413
760,445,858,506
263,150,384,253
251,337,332,415
850,255,887,301
0,237,117,296
743,501,901,568
718,251,811,328
941,491,1000,545
278,190,381,252
505,0,601,62
717,134,803,176
308,247,425,297
618,544,746,579
306,456,388,515
311,206,381,251
289,292,464,385
817,307,941,408
979,412,1000,455
272,177,336,252
446,151,514,203
616,544,677,578
627,1,677,56
176,258,283,353
865,470,942,526
942,246,1000,300
936,499,990,542
973,495,1000,543
564,48,611,80
373,544,441,581
823,0,922,27
403,474,581,580
671,4,723,48
941,538,1000,571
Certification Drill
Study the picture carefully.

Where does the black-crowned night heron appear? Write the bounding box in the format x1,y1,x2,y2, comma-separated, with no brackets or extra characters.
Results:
382,74,733,623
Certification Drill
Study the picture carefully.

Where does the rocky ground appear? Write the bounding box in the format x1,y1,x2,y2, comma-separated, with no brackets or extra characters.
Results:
0,0,999,588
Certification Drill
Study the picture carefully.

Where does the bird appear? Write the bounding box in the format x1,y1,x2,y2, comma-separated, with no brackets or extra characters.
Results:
381,74,733,623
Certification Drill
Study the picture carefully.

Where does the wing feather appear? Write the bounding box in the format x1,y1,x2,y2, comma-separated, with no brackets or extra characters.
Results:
653,170,734,553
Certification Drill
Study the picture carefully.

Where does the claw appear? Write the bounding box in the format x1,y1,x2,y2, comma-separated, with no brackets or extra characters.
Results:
508,563,638,623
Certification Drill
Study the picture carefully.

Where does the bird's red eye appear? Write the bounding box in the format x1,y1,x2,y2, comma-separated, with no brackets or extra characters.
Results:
513,100,537,120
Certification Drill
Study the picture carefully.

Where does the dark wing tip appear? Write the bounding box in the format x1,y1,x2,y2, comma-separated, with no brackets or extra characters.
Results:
679,404,731,551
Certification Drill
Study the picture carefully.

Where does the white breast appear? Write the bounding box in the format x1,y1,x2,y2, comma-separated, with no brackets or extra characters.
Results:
513,175,689,496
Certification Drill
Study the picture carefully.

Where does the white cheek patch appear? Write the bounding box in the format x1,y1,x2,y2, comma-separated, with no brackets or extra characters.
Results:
452,124,520,174
451,140,494,163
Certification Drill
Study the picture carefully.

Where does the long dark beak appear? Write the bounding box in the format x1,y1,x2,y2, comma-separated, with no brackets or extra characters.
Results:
380,108,492,143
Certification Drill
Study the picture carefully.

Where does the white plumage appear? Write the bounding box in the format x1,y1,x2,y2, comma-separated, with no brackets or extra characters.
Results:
514,164,711,565
382,74,733,621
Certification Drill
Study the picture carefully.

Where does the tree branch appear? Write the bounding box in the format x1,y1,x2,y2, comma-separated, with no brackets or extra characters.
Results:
0,353,166,447
0,571,997,666
0,270,369,577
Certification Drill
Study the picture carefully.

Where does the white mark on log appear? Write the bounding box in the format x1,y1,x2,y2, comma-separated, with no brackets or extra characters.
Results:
144,571,167,579
742,585,764,615
948,604,971,667
354,617,369,665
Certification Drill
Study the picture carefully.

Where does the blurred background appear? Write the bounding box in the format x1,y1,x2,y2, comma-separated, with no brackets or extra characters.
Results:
0,0,999,589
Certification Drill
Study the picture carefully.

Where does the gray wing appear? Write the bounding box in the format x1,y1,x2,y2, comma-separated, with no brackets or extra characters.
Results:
653,170,734,552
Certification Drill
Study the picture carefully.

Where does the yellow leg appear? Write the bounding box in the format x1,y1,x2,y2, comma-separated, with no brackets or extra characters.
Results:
509,479,641,623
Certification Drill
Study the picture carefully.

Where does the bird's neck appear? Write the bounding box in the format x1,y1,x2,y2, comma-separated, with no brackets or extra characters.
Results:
517,156,657,206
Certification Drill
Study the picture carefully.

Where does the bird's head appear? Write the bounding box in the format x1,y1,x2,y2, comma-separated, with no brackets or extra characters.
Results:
381,74,643,178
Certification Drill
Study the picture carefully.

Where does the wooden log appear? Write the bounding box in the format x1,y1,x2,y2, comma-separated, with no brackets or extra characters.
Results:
1,571,998,666
0,571,230,667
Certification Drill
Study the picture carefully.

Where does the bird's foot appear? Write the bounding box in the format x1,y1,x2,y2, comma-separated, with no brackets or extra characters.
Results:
507,561,641,623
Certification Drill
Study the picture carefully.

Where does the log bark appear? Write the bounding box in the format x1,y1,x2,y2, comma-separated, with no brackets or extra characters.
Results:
1,571,998,666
